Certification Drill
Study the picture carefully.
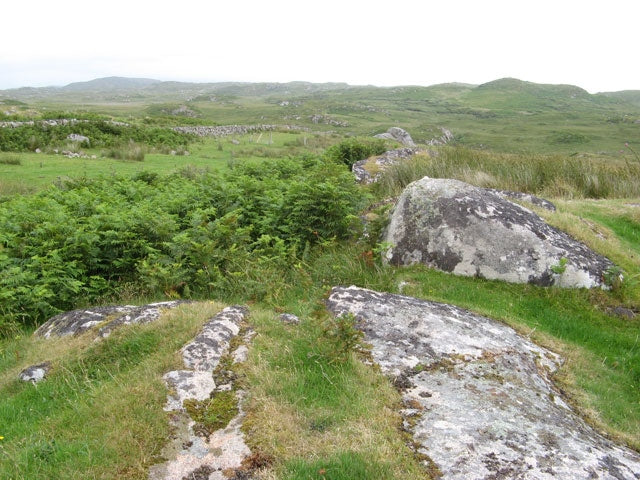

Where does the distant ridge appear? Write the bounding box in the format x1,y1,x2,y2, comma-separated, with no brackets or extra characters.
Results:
477,77,590,97
61,76,161,91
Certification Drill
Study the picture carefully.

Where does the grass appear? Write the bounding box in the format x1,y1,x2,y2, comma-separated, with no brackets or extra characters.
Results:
0,301,224,480
373,146,640,200
0,133,338,194
242,309,430,479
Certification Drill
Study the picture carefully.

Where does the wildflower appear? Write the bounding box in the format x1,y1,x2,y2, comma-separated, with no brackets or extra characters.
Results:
0,436,4,440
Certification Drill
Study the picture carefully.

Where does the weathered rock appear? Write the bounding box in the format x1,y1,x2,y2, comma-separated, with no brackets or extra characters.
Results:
488,188,556,211
278,313,300,325
326,286,640,479
149,305,252,480
427,127,454,146
34,301,188,339
352,147,417,184
181,306,246,372
374,126,416,147
18,362,51,383
67,133,90,144
383,177,613,288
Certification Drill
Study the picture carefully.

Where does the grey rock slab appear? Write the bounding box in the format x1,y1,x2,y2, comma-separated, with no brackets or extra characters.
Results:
150,305,252,480
34,301,188,339
383,177,613,288
18,361,51,383
374,126,416,147
181,305,247,371
278,313,300,325
163,370,216,412
352,147,418,184
488,188,556,211
326,286,640,480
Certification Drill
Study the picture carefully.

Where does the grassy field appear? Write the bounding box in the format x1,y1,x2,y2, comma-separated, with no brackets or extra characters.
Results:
1,78,639,478
0,132,340,196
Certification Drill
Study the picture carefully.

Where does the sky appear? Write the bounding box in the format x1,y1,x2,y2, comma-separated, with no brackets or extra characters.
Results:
1,0,638,93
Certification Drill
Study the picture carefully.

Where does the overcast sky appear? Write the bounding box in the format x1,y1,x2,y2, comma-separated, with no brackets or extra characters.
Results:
1,0,638,93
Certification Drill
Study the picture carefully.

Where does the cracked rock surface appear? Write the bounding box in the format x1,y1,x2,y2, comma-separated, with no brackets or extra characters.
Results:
149,305,252,480
326,286,640,480
383,177,613,288
34,301,189,339
352,147,418,184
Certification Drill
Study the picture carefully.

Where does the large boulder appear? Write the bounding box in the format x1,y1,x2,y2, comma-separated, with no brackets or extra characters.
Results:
374,127,416,147
326,286,640,479
383,177,613,288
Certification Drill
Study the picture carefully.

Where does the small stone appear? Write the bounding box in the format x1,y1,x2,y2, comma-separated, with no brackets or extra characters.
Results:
278,313,300,325
610,306,636,319
19,361,51,383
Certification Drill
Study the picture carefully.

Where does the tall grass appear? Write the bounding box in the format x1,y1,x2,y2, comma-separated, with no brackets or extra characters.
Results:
104,141,146,162
374,147,640,199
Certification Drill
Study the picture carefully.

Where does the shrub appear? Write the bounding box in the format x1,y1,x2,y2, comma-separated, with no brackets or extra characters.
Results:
0,156,365,330
324,137,387,168
0,155,21,165
104,140,146,161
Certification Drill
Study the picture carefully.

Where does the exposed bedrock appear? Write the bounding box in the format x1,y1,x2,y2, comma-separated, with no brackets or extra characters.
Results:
326,286,640,479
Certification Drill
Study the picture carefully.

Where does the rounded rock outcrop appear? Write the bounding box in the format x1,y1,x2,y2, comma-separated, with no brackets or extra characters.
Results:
383,177,614,288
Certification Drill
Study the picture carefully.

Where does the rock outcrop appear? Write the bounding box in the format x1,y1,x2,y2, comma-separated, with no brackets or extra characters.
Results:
34,301,189,339
488,188,556,211
327,286,640,479
352,147,417,184
383,177,613,288
427,127,454,146
66,133,90,144
149,305,253,480
374,127,416,147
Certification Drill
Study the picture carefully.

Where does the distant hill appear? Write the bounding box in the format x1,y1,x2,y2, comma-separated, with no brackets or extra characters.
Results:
599,90,640,108
61,76,162,91
462,77,593,112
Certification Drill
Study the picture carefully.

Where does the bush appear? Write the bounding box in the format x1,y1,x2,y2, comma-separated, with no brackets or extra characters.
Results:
105,140,146,161
0,155,21,165
0,120,191,152
324,137,387,168
0,156,365,330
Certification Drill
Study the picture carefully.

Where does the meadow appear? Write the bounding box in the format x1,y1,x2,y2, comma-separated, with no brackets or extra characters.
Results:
0,78,639,479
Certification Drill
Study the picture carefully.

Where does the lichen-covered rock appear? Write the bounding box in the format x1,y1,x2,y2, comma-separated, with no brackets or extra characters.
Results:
18,362,51,383
352,147,417,184
149,305,253,480
66,133,90,144
326,286,640,479
278,313,300,325
488,188,557,211
383,177,613,288
374,127,416,147
34,301,189,339
426,127,454,146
